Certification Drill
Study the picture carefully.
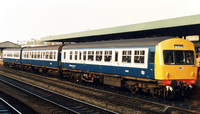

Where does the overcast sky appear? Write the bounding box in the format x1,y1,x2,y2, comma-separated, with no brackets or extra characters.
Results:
0,0,200,44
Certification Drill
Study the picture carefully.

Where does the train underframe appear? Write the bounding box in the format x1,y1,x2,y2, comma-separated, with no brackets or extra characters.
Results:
56,68,195,99
3,61,194,99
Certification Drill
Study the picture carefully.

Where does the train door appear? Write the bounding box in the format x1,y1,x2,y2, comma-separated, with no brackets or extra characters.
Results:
113,50,119,66
112,50,120,74
57,45,65,68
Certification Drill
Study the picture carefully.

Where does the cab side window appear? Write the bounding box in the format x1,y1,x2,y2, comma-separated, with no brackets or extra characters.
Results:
150,52,155,63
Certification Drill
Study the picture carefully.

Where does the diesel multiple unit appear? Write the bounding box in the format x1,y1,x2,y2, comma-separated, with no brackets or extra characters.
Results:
3,37,198,98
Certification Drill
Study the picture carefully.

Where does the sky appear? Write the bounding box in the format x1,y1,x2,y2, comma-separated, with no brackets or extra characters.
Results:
0,0,200,44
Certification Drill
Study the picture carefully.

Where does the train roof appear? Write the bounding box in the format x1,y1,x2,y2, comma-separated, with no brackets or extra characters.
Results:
23,45,62,51
3,47,22,51
62,37,174,49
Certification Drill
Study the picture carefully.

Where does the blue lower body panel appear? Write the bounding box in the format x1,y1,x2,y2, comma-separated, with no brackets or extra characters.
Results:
62,62,155,79
3,58,20,63
22,59,58,68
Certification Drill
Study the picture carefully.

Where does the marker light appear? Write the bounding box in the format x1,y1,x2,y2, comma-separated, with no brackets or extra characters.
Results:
191,72,195,77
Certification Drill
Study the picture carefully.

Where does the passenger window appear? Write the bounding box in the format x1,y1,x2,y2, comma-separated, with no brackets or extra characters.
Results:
64,52,66,60
150,52,155,63
79,51,82,60
42,52,45,59
3,52,6,57
134,50,145,63
46,52,49,59
104,51,112,62
88,51,94,61
122,50,131,63
75,51,78,60
115,51,118,62
38,52,40,59
14,52,18,57
24,52,26,58
96,51,102,61
27,52,29,58
70,51,73,60
50,52,53,59
30,52,33,58
35,52,37,58
83,51,87,61
7,52,11,57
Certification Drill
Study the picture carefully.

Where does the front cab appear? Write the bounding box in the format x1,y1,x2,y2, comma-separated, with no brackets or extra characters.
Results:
155,38,197,86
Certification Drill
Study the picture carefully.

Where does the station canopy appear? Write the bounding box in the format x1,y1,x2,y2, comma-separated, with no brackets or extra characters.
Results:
41,14,200,43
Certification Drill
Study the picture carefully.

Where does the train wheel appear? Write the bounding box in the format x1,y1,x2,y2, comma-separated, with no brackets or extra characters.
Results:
165,90,174,99
130,86,138,94
20,65,24,71
151,88,161,98
182,85,192,98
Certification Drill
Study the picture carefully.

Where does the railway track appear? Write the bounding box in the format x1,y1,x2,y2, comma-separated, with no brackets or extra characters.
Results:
0,98,21,114
0,74,116,114
0,65,199,113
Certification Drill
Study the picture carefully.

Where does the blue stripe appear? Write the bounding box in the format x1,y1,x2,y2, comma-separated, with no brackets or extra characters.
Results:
22,59,58,67
62,62,155,79
3,58,20,63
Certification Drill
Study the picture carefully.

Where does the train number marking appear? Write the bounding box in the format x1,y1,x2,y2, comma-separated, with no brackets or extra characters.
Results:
125,70,129,73
69,64,76,68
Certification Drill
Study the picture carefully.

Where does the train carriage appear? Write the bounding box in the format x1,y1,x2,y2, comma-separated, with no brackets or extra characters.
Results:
21,45,63,72
61,37,197,98
3,48,23,67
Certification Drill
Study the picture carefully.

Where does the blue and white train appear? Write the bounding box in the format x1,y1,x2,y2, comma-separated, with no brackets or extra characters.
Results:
3,37,198,98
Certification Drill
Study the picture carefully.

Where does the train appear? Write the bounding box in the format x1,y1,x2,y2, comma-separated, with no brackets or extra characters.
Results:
2,37,198,99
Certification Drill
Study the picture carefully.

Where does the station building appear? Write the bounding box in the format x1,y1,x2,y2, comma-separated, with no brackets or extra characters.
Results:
0,41,21,59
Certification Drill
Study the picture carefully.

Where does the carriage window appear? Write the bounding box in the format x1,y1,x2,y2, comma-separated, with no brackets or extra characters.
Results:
53,51,56,59
7,52,12,57
122,50,131,63
27,52,29,58
134,50,145,63
3,52,6,57
35,52,37,58
46,52,49,59
88,51,94,61
40,52,42,59
70,51,73,60
14,52,19,57
83,51,87,61
43,52,45,59
31,52,34,58
50,52,53,59
75,51,78,60
42,52,44,59
104,51,112,62
38,52,40,59
64,52,66,60
96,51,102,61
24,52,26,58
150,52,155,63
115,51,118,62
79,51,82,60
32,52,34,58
